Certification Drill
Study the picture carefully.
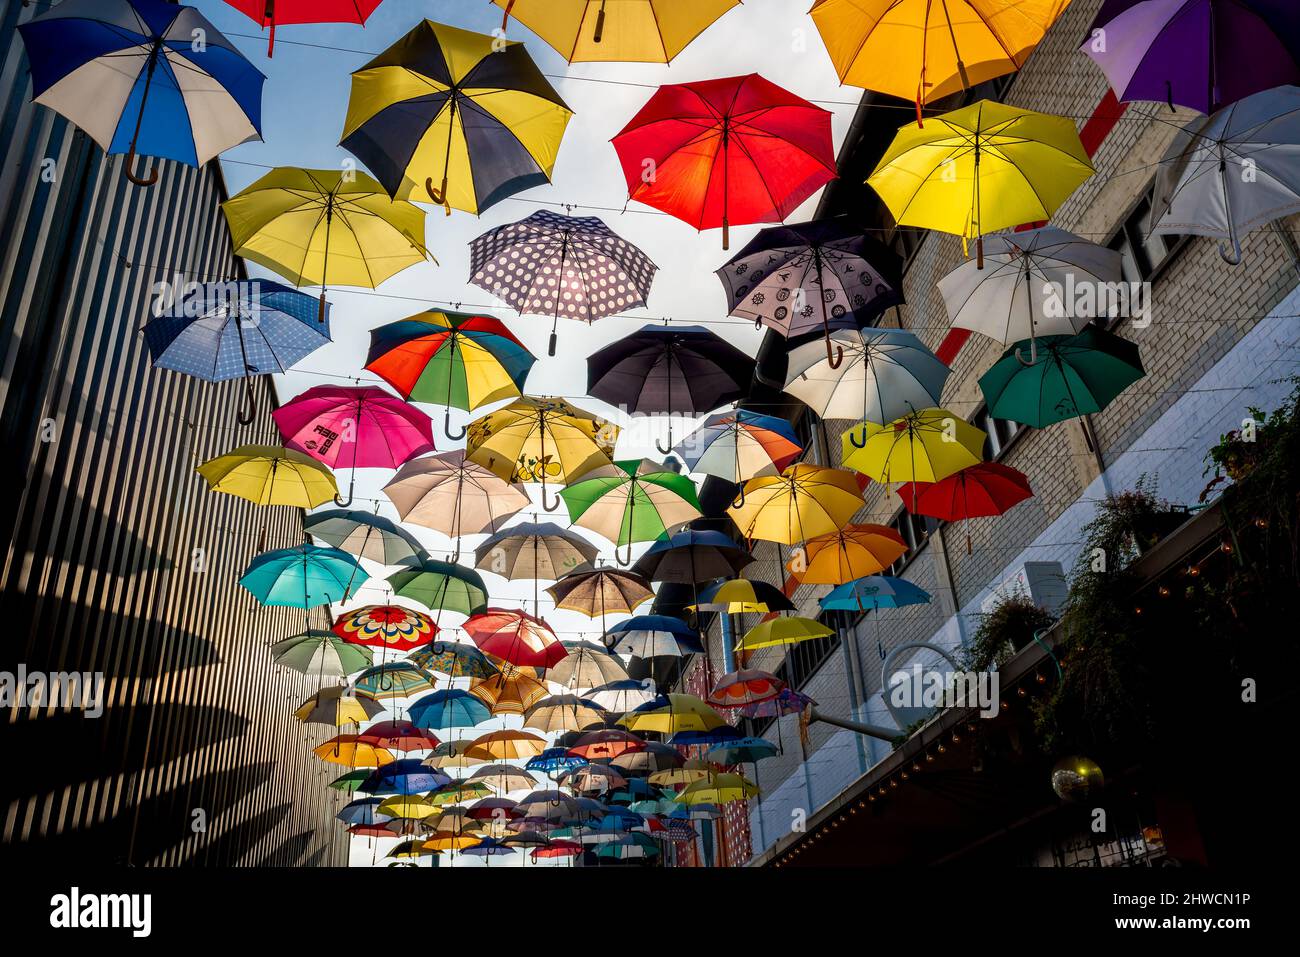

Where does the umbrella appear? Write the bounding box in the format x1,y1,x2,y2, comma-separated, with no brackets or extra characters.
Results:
783,327,950,423
222,167,428,320
650,759,714,788
545,566,655,633
620,693,726,734
469,666,550,716
196,444,337,509
387,839,433,858
673,410,803,485
978,327,1145,428
365,310,536,440
427,781,496,806
597,833,660,859
340,19,572,213
270,630,372,678
296,688,385,727
477,522,599,614
465,729,549,761
337,798,392,827
605,616,704,658
409,641,500,682
523,695,608,734
545,642,629,691
728,463,865,545
585,325,755,450
613,74,836,249
333,605,437,652
329,770,372,792
897,462,1034,553
468,764,538,794
707,669,784,708
408,689,492,731
841,409,986,483
560,459,703,564
707,737,779,765
691,579,795,614
358,720,441,753
867,100,1093,266
672,725,746,747
273,385,436,505
142,279,330,424
223,0,383,56
464,608,568,669
305,510,425,565
424,739,487,769
564,764,628,793
352,662,437,700
631,529,752,583
376,795,440,820
384,451,530,549
387,560,489,619
1081,0,1300,116
469,209,658,356
526,748,589,778
735,616,834,651
532,840,582,860
423,833,484,851
675,773,758,804
810,0,1071,119
820,575,932,613
613,743,684,775
937,227,1124,357
569,729,646,761
516,790,581,820
466,396,618,512
716,217,904,363
362,759,451,796
495,0,739,63
585,679,660,713
462,837,516,859
468,797,521,822
18,0,264,186
742,687,816,720
239,544,366,608
1150,85,1300,265
797,524,909,585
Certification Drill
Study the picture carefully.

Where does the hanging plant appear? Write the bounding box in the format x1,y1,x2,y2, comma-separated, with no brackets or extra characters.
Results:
963,594,1056,673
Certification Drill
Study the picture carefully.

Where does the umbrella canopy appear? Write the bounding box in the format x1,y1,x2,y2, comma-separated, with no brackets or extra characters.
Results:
359,720,441,753
464,608,568,669
468,797,521,821
605,616,704,658
819,575,932,612
408,689,492,731
620,693,727,734
707,669,785,708
18,0,264,184
676,772,758,804
546,641,629,690
692,578,796,614
1150,85,1300,265
673,410,803,484
468,764,538,794
867,100,1093,262
376,795,440,820
476,522,598,582
465,729,549,761
424,739,487,769
223,0,382,55
384,451,530,542
613,73,837,248
797,524,909,586
586,678,660,713
239,544,366,607
362,759,452,796
560,459,702,562
613,742,684,775
735,616,834,651
516,790,581,820
978,327,1145,428
1081,0,1300,116
494,0,739,63
525,748,589,777
387,560,489,617
470,210,658,355
295,686,384,726
546,566,655,624
427,781,496,806
352,662,437,700
707,737,780,765
365,310,536,439
523,694,608,734
783,327,950,423
630,529,753,584
728,463,865,545
270,630,372,677
842,409,986,483
650,760,713,788
337,797,392,827
897,462,1033,553
340,19,572,213
305,510,424,565
742,687,816,719
333,605,437,652
469,666,550,716
329,770,372,792
409,640,500,681
569,729,646,761
197,444,337,508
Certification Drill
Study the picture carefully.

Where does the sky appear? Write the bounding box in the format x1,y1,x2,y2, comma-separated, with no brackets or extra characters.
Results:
196,0,867,865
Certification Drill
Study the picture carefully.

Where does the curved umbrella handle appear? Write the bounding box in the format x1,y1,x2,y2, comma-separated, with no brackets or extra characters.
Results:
1219,235,1243,266
236,376,257,426
123,147,158,187
614,539,633,567
731,483,746,509
848,425,870,449
444,409,467,441
425,176,451,216
1014,336,1039,367
541,485,563,513
825,336,844,370
655,430,674,455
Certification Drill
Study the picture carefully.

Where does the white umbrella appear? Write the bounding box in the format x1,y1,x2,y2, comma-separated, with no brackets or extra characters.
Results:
545,641,630,690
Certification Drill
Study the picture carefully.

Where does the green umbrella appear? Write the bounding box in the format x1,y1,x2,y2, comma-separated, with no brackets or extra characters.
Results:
560,458,701,565
270,630,373,677
329,770,373,793
388,560,489,620
978,326,1144,428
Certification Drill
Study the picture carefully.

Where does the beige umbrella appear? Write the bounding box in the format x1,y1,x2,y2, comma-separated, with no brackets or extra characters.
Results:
468,666,549,716
422,739,486,770
465,729,548,761
545,565,654,634
545,640,629,690
522,694,608,734
648,757,714,787
468,763,538,794
383,450,530,553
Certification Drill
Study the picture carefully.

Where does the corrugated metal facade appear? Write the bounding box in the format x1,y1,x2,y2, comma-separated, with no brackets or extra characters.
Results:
0,0,346,866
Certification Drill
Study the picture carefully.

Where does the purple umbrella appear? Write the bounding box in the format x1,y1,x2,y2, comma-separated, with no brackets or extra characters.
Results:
1082,0,1300,115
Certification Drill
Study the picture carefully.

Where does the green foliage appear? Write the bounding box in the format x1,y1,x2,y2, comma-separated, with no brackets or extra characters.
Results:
963,594,1056,672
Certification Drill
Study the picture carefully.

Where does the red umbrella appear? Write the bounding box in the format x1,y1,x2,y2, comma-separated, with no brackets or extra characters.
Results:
612,74,837,249
568,729,646,761
532,840,582,860
333,605,437,651
224,1,385,56
896,462,1033,554
464,608,569,670
707,668,784,708
358,720,441,752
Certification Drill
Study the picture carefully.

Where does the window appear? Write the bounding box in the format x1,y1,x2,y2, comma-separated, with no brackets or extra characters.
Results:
1107,185,1187,283
974,404,1024,460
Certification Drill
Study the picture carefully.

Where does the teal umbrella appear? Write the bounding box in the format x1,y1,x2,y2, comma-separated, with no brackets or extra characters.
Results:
408,689,492,731
978,326,1144,428
387,560,489,619
239,544,366,607
706,737,779,765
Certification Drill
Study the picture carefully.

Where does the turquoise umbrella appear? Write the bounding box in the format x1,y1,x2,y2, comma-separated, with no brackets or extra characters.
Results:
408,689,492,731
819,575,931,612
706,737,779,765
239,544,366,607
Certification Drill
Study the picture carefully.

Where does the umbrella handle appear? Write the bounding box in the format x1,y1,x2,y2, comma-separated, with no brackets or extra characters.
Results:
1014,337,1039,367
541,485,563,512
334,490,353,507
824,336,844,370
236,376,257,426
848,426,869,449
614,540,633,567
425,177,451,216
594,2,606,42
444,409,467,441
655,434,674,455
548,332,558,357
731,484,746,509
1219,235,1243,266
123,146,158,187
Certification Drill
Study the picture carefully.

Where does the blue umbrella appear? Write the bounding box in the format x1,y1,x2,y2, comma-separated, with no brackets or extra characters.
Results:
407,689,491,731
461,837,515,859
18,0,264,186
238,544,365,608
336,797,391,827
672,409,803,485
525,747,586,777
671,726,745,747
605,615,704,658
360,759,451,796
819,575,931,612
707,737,779,765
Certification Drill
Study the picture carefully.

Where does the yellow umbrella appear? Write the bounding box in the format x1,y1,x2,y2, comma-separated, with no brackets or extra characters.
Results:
798,524,909,585
423,833,483,851
810,0,1072,119
866,100,1092,265
675,772,758,804
648,757,713,788
468,666,549,716
313,736,395,767
222,167,429,319
464,729,548,761
727,463,864,545
735,616,834,651
618,693,726,734
378,796,439,820
494,0,740,64
841,409,985,484
197,444,337,507
427,782,494,806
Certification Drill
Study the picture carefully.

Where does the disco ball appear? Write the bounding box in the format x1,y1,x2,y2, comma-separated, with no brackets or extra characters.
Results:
1051,755,1104,802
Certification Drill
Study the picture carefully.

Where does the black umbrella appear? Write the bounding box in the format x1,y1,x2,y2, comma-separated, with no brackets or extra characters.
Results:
586,324,756,453
630,528,753,615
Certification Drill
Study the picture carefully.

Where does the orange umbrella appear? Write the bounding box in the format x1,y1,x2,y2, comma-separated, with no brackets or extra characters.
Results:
797,523,908,585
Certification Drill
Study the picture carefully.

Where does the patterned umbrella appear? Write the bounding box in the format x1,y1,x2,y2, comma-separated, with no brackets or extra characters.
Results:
569,729,646,761
358,720,441,753
305,509,425,565
333,605,437,652
741,687,815,720
362,759,452,796
384,451,530,549
707,669,784,708
408,640,500,682
270,630,372,678
525,747,589,778
470,210,658,356
673,410,803,486
352,662,437,700
560,459,702,564
387,560,489,619
464,608,568,669
545,566,654,631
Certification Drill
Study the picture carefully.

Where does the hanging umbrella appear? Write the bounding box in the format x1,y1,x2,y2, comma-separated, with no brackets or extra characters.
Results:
476,523,599,615
296,687,385,726
424,739,487,769
1081,0,1300,116
362,759,452,796
717,217,904,364
783,327,950,423
978,327,1145,428
673,410,802,485
17,0,264,186
525,748,589,778
223,0,384,56
728,463,865,545
305,510,425,566
735,616,834,651
532,840,581,860
469,666,550,716
620,693,726,734
462,837,516,860
605,616,704,658
337,798,392,827
470,209,658,356
329,770,372,792
239,544,366,607
741,687,816,720
523,695,608,734
427,781,496,807
545,566,655,634
564,765,628,794
270,630,373,678
222,168,428,320
468,764,538,794
408,689,492,731
516,790,581,820
464,608,568,669
340,19,572,213
707,737,779,765
675,773,758,804
650,759,714,788
333,605,437,652
376,795,440,821
797,524,909,586
545,641,629,691
597,832,661,859
197,444,337,508
358,720,441,753
466,396,618,512
409,640,500,682
384,451,530,549
897,462,1034,553
352,662,437,700
465,729,549,761
586,325,756,451
692,579,795,614
707,669,784,708
867,100,1093,266
810,0,1072,120
143,279,330,424
613,742,684,775
630,529,753,608
365,310,536,440
273,385,435,506
387,561,489,618
468,797,521,822
820,575,932,613
938,227,1124,359
672,725,746,748
569,729,646,761
613,74,837,249
585,679,660,713
494,0,739,63
1150,85,1300,265
841,409,986,483
560,459,702,564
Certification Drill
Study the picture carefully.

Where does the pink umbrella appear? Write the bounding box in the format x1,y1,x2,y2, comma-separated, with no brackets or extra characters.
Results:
273,385,435,505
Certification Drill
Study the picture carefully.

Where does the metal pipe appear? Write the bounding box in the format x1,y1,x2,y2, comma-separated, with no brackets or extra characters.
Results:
808,707,899,743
